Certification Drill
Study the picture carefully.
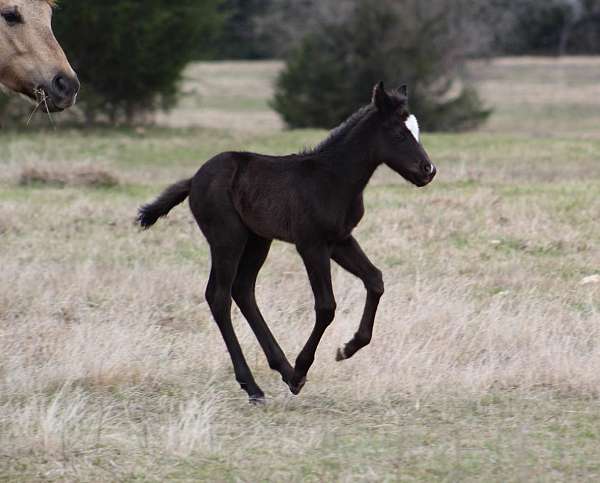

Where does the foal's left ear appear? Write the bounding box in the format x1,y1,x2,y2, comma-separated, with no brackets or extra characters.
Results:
372,81,393,115
397,85,408,97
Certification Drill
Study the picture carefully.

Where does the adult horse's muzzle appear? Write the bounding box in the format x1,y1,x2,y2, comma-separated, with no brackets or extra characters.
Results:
36,72,80,112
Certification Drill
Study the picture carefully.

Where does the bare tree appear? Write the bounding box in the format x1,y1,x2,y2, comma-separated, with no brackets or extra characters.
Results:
255,0,600,59
254,0,362,57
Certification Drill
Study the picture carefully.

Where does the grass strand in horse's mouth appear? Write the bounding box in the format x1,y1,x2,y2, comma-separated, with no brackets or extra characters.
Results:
27,87,56,127
26,88,46,125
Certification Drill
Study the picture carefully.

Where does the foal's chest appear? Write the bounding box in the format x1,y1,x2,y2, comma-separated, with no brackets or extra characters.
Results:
322,195,366,242
339,196,365,238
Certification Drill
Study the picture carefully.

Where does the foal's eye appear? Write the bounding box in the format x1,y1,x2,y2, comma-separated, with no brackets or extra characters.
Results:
2,10,23,26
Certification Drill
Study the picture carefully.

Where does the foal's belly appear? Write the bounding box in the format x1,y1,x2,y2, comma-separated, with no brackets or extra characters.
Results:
245,216,294,243
232,193,295,243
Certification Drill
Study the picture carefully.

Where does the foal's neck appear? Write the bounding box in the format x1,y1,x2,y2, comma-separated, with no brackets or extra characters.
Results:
326,115,381,201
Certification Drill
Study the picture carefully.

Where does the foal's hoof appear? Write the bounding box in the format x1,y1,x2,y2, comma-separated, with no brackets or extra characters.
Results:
289,377,306,396
249,394,266,405
336,346,348,361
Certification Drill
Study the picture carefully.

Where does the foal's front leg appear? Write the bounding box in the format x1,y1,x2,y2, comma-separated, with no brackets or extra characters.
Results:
331,236,384,361
290,244,336,395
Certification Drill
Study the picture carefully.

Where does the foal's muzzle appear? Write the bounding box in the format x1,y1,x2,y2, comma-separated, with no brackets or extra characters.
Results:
415,161,437,187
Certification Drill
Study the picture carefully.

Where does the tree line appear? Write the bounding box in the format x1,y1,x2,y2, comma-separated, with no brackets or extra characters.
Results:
1,0,598,130
215,0,600,58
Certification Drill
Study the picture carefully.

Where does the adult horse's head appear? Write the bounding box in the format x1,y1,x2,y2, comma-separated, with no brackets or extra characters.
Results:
0,0,79,112
372,81,436,187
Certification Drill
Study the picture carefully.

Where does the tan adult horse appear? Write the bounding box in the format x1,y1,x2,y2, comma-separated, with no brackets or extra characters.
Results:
0,0,79,112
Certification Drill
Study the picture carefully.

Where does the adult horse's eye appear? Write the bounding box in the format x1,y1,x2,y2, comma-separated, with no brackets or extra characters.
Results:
2,10,23,26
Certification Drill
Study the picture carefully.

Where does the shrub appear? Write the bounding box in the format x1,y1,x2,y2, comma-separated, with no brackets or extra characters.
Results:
52,0,224,124
272,0,490,131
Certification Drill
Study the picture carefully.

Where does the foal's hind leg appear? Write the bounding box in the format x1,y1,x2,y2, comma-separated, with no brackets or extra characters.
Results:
232,235,295,389
331,236,384,361
205,240,265,403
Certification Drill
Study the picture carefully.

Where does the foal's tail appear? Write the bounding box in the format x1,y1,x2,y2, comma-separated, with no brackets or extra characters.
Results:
137,178,192,229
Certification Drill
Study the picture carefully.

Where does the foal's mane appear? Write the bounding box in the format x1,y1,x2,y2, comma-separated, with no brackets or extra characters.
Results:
301,88,410,156
303,104,376,155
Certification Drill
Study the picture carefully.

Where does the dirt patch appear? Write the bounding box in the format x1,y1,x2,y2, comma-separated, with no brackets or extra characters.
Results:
19,166,119,188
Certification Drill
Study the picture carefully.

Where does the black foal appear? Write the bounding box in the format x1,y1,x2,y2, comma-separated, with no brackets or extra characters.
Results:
138,82,436,402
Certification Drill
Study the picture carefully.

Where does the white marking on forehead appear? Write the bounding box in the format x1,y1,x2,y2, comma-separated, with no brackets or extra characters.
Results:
405,115,420,142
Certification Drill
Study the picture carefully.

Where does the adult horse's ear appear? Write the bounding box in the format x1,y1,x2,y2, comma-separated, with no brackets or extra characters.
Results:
397,85,408,97
372,81,392,114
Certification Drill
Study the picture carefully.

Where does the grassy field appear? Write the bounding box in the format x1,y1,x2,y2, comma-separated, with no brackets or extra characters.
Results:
0,58,599,481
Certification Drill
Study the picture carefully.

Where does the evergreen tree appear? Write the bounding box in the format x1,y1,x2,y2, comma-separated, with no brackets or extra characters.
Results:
53,0,224,123
273,0,490,131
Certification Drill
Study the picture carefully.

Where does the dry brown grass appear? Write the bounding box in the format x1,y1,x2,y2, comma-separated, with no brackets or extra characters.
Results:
0,58,599,481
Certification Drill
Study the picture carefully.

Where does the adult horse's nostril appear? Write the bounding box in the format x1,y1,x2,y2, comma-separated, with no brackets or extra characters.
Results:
53,74,69,96
52,73,80,99
50,73,80,108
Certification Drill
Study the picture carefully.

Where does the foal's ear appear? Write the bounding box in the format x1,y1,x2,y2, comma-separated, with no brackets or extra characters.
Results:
397,85,408,97
372,81,393,114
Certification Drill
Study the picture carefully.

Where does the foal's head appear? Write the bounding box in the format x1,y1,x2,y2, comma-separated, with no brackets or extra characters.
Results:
372,82,436,187
0,0,79,111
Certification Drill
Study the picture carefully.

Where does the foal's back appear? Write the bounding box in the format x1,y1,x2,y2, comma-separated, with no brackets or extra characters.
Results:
190,151,337,243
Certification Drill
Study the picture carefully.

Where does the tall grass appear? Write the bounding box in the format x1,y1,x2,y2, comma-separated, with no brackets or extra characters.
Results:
0,58,599,480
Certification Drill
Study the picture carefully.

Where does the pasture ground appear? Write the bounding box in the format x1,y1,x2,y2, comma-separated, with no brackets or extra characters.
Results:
0,58,599,481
